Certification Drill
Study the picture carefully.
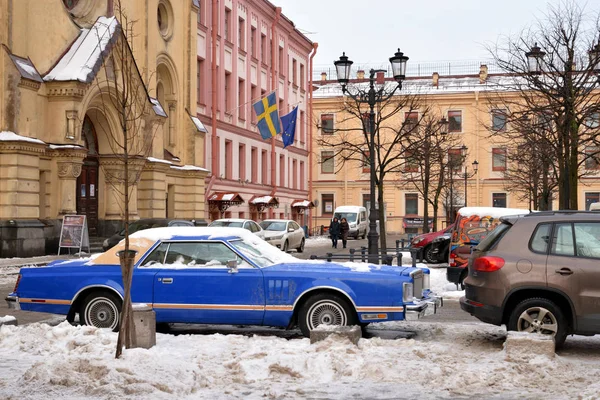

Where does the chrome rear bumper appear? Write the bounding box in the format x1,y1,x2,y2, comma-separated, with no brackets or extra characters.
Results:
405,295,443,320
5,295,20,310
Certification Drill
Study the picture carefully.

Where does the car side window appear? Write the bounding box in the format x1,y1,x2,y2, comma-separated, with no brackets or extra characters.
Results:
251,222,260,232
573,223,600,259
140,242,169,267
244,222,253,232
530,223,551,254
551,223,575,257
291,222,299,230
163,242,246,267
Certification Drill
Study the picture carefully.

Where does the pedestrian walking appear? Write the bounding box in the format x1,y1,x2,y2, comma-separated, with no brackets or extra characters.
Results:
329,217,341,248
340,217,350,248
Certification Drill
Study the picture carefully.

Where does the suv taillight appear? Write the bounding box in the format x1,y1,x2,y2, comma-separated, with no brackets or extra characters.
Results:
13,274,21,292
473,256,505,272
449,252,456,267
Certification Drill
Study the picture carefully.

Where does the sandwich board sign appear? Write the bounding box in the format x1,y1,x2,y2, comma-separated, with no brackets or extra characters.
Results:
58,215,90,255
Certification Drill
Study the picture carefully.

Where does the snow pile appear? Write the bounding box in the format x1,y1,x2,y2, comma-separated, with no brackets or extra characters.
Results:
1,321,599,399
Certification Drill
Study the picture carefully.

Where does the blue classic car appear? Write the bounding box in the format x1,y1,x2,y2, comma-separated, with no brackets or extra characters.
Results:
6,227,442,337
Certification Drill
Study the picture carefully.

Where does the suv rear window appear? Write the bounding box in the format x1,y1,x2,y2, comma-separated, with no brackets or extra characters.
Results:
475,222,511,252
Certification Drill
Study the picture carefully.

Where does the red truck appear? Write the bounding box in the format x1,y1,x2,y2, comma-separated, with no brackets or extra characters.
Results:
409,223,455,263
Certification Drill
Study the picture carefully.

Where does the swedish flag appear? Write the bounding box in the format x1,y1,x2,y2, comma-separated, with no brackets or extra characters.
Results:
253,92,281,140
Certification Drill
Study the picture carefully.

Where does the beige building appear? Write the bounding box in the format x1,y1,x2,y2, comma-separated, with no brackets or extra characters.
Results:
0,0,207,257
311,66,600,235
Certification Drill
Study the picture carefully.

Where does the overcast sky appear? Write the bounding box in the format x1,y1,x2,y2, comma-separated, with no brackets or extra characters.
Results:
274,0,596,72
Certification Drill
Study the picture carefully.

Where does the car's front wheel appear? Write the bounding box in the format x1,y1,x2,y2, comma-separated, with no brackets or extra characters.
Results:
424,245,437,263
80,291,122,331
507,297,568,348
298,293,358,337
282,240,289,252
297,238,305,253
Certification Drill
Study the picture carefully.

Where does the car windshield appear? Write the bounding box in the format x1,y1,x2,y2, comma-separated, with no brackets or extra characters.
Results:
230,239,274,268
260,221,287,231
334,212,357,223
210,221,243,228
119,220,156,236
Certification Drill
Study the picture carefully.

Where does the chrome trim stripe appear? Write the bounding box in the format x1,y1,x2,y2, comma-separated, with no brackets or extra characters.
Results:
357,306,404,312
152,303,264,311
291,286,358,309
71,284,124,303
265,305,293,311
19,298,71,305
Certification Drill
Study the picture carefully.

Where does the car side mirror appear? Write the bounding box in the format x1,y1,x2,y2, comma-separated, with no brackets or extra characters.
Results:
288,228,294,232
227,259,238,274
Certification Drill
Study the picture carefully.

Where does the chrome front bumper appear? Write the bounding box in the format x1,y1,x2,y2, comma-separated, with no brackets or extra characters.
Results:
405,295,443,320
5,295,20,310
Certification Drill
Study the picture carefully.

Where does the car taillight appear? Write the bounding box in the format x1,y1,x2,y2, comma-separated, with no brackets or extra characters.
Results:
449,252,456,267
473,256,505,272
13,274,21,292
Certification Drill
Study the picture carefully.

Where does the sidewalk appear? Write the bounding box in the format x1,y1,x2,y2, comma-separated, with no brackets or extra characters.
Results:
0,254,81,269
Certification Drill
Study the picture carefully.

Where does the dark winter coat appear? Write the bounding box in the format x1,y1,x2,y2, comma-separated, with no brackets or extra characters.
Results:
329,220,341,237
340,221,350,239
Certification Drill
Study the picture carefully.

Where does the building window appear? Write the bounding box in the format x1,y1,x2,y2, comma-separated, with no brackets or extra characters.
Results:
448,110,462,133
362,151,370,173
261,149,268,184
278,46,284,73
361,113,372,133
238,18,245,50
225,140,232,179
585,146,600,170
321,113,334,135
492,109,507,132
261,34,266,63
492,147,507,171
250,26,256,58
224,72,231,113
404,111,418,133
251,147,258,182
292,58,297,86
279,154,285,187
448,148,464,173
585,192,600,210
585,112,600,129
405,151,419,172
197,58,205,104
321,151,334,174
196,0,203,25
300,64,305,90
299,161,305,190
238,79,245,120
322,194,334,215
239,144,246,181
300,110,305,143
292,159,297,189
492,193,507,208
405,194,418,215
251,85,258,123
224,8,231,41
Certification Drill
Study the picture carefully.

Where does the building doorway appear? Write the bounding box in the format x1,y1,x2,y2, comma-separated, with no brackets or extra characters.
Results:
76,116,99,236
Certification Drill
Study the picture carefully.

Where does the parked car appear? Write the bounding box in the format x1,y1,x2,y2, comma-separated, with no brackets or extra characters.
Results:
208,218,265,239
6,227,442,337
102,218,194,251
459,211,600,348
447,207,531,288
259,219,305,252
410,223,455,263
333,206,368,239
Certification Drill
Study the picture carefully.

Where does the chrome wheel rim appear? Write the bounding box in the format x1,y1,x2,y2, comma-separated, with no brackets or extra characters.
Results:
517,306,558,336
307,300,347,331
85,297,119,330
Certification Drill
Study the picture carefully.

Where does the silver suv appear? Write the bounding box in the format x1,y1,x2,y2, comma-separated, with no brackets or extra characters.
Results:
460,211,600,348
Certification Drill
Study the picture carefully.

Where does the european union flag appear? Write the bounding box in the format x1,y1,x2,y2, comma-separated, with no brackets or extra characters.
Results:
281,106,298,148
253,92,281,140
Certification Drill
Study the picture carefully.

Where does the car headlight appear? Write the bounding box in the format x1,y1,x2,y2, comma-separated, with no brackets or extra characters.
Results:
350,223,356,228
403,282,414,302
412,237,424,245
103,239,109,248
423,272,430,291
272,234,284,240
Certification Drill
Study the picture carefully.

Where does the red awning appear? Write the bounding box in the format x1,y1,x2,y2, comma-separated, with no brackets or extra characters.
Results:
291,199,314,208
208,192,244,204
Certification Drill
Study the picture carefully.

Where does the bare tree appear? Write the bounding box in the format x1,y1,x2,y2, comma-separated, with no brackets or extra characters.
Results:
317,86,427,251
403,113,462,232
486,0,600,209
91,1,161,358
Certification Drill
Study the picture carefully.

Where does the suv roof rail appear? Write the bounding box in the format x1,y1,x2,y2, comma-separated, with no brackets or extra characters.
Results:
523,210,600,217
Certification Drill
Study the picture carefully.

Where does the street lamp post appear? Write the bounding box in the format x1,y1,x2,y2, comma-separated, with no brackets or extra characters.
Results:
459,145,478,207
334,49,409,264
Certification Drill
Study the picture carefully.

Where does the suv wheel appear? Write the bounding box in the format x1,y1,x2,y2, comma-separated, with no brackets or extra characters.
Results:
507,297,568,348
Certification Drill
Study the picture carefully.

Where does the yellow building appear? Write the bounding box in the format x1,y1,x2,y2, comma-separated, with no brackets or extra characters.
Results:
0,0,207,257
311,65,600,235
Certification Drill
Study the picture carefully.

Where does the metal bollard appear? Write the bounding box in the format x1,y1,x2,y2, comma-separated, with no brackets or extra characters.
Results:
396,240,401,254
326,252,332,262
418,248,424,263
349,248,355,262
310,255,317,260
360,247,367,262
409,248,418,267
384,255,393,266
396,251,402,266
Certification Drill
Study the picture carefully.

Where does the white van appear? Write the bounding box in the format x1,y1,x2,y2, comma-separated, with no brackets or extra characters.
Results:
333,206,368,239
590,202,600,211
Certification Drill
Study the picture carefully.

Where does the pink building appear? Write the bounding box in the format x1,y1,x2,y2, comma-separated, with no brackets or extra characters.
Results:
195,0,316,225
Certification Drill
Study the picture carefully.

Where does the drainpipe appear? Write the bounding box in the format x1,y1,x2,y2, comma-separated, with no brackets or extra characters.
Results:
475,90,480,206
268,7,282,216
205,0,219,205
308,42,318,233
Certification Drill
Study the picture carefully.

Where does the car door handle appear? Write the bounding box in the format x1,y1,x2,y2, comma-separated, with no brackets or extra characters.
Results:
555,268,573,276
161,278,173,284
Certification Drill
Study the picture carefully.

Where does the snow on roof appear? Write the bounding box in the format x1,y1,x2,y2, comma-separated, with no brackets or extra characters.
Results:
292,200,312,207
8,54,43,83
49,144,85,150
190,115,208,133
44,16,119,83
457,206,531,219
149,97,167,117
0,131,45,144
251,196,274,204
170,165,209,172
147,157,173,165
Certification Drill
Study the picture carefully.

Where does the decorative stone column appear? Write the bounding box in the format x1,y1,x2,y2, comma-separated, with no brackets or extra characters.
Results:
100,156,147,220
56,159,84,215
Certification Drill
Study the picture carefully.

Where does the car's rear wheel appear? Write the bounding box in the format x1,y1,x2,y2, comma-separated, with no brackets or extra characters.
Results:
459,269,467,290
282,240,289,252
424,245,437,263
297,238,305,253
507,298,568,348
298,293,358,337
361,230,366,239
80,291,122,331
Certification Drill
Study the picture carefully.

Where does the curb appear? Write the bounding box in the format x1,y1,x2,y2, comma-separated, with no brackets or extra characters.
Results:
0,316,18,327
